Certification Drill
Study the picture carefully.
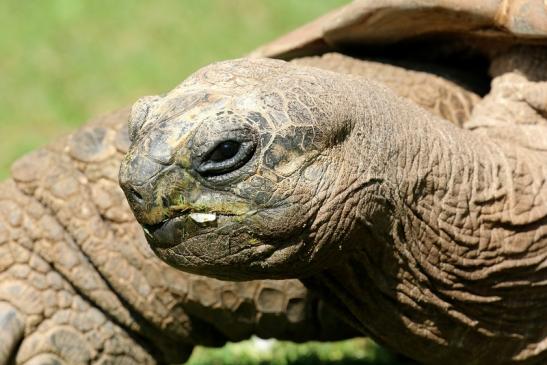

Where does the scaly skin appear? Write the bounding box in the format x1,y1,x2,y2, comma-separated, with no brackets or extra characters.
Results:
0,107,360,365
121,48,547,364
293,53,479,127
2,54,459,364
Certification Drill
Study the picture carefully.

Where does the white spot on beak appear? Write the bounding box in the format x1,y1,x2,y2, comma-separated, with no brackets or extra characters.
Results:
189,212,217,223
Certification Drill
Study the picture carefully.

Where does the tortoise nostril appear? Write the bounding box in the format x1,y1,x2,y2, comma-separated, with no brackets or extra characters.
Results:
130,187,144,203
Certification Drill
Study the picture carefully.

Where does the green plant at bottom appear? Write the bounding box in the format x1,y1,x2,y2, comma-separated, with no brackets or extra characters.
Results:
186,337,411,365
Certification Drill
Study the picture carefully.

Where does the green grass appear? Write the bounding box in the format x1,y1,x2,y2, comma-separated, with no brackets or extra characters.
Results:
0,1,408,363
0,0,347,179
186,337,407,365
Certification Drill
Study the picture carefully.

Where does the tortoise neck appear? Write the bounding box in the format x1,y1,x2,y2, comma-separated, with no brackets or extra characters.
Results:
323,91,547,363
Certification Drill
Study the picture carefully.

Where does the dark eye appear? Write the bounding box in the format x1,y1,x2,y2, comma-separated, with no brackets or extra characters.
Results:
208,141,240,162
196,139,256,178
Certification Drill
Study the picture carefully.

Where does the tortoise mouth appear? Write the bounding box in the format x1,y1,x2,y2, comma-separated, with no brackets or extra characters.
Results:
143,211,237,248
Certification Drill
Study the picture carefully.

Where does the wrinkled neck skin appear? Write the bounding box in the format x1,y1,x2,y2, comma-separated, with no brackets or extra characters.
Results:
310,79,547,364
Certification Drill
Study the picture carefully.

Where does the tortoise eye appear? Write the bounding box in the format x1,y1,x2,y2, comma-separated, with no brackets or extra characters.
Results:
196,139,255,178
208,141,241,163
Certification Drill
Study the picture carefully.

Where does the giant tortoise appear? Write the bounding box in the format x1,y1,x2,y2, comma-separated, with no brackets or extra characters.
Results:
1,106,365,365
120,1,547,364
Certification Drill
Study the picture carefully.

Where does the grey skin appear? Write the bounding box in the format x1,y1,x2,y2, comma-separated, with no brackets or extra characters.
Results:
0,50,469,365
0,107,361,365
120,48,547,365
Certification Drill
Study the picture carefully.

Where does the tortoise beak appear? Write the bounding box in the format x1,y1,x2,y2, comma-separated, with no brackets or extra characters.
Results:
119,151,199,225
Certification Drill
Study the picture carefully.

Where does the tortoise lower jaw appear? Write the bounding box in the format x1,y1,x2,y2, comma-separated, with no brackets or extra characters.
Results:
143,213,229,249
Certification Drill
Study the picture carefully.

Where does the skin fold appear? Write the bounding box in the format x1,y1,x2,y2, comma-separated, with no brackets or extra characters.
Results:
120,49,547,364
0,107,359,365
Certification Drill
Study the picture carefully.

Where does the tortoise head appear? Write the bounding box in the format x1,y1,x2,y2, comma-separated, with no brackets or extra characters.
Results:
119,58,382,280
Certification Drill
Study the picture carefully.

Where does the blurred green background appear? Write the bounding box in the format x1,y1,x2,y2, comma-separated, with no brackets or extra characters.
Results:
0,1,409,364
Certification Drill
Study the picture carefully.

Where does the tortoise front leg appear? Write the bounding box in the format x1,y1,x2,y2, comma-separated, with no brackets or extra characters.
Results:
0,302,25,365
467,46,547,147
